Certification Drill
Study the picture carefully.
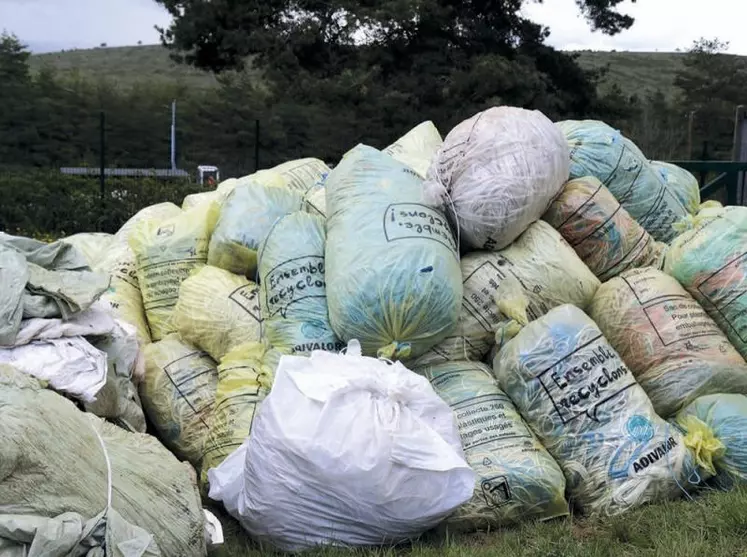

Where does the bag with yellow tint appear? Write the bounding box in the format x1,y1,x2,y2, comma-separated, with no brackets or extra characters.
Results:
171,265,262,361
675,394,747,489
208,182,303,278
129,201,220,341
237,158,330,194
383,121,443,179
61,233,114,268
200,342,280,487
416,361,568,532
141,334,218,466
115,202,182,245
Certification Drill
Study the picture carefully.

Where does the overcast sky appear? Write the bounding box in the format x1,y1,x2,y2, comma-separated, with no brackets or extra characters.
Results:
1,0,746,55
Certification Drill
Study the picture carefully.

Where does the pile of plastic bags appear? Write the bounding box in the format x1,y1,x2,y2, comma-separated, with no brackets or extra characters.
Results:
7,108,747,555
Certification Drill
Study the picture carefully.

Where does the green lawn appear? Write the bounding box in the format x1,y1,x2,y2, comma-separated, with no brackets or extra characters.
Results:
207,487,747,556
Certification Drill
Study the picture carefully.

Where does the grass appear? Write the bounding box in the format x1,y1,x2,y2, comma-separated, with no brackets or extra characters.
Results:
207,487,747,556
31,44,745,100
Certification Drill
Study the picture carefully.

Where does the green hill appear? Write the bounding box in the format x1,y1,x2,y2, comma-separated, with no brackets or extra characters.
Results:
28,44,712,99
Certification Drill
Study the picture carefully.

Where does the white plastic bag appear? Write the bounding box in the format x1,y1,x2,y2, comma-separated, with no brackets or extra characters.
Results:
208,340,475,551
424,106,569,250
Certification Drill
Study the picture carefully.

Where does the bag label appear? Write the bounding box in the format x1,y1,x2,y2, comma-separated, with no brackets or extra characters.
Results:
138,257,204,310
263,256,326,317
228,284,262,323
383,203,457,252
537,335,636,424
696,251,747,343
451,393,532,451
622,272,723,346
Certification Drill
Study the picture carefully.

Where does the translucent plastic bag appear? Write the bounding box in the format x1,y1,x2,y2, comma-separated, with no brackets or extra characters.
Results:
200,342,278,487
171,265,262,361
383,121,443,179
415,220,599,366
207,182,303,278
542,177,666,281
208,340,474,551
590,267,747,418
182,190,226,211
114,202,182,245
141,335,218,466
417,361,568,531
424,106,569,250
493,304,700,515
325,145,462,360
664,206,747,360
651,161,700,215
61,233,114,267
302,184,327,218
676,394,747,489
239,158,330,194
557,120,688,243
258,212,343,354
129,202,220,341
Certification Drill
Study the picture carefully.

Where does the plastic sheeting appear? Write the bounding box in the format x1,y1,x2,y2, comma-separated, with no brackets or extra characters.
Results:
676,394,747,489
61,233,114,267
325,145,462,360
651,161,700,215
258,211,343,355
493,304,699,515
207,182,303,278
557,120,688,243
417,361,568,531
208,340,474,551
415,220,599,366
542,177,666,281
201,342,277,487
129,201,219,341
664,206,747,360
171,265,262,362
383,121,443,179
424,106,569,251
141,335,218,466
590,267,747,418
0,365,206,557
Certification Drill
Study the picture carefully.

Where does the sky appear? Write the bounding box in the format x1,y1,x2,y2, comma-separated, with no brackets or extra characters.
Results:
1,0,746,55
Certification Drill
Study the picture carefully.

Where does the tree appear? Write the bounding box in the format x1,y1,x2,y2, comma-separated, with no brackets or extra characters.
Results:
675,38,747,159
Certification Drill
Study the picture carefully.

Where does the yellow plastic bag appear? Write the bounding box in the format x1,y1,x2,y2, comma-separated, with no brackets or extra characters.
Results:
542,177,666,281
417,361,568,532
114,202,182,245
182,190,226,210
238,158,330,194
200,342,279,486
94,242,151,344
414,220,600,366
129,202,220,341
62,233,114,268
141,334,218,466
383,121,443,179
590,267,747,418
171,265,262,361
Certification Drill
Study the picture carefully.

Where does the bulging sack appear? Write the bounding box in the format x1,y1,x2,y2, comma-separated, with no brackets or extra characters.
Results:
676,394,747,489
424,106,569,250
201,342,278,487
325,145,462,360
182,190,226,211
557,120,688,243
651,161,700,215
141,335,218,466
208,182,303,277
171,265,262,361
493,304,698,515
590,267,747,418
208,340,475,551
417,361,568,531
383,121,443,179
664,206,747,360
129,201,220,341
115,202,182,245
258,211,343,355
239,158,330,194
415,220,599,366
542,177,666,281
303,183,327,218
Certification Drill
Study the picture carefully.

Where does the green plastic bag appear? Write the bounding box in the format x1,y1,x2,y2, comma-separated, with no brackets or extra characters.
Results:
651,161,700,215
208,182,303,278
557,120,688,243
493,304,701,516
258,211,343,354
325,145,462,360
664,206,747,360
676,394,747,489
416,361,568,532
